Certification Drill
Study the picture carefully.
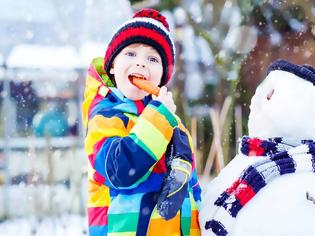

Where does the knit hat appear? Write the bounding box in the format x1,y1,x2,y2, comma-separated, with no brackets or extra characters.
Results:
267,59,315,86
104,8,176,86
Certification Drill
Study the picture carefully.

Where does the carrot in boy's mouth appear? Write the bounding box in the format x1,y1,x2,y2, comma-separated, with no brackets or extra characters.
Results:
128,75,160,96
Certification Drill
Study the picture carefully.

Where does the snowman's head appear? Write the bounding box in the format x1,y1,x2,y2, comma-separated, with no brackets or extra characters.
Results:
248,60,315,141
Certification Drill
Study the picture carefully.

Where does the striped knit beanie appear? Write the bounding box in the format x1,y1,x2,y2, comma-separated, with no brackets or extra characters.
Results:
267,59,315,86
104,8,176,86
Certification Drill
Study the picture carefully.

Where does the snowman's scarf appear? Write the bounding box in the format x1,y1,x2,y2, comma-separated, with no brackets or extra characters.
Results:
205,136,315,236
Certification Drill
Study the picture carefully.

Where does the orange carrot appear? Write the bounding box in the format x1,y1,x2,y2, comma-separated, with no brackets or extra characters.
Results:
129,76,160,96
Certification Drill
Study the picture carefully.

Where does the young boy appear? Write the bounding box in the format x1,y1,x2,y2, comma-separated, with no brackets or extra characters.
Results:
82,8,201,236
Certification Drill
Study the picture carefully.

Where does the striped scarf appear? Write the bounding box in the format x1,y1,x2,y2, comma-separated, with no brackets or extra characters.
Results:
205,136,315,236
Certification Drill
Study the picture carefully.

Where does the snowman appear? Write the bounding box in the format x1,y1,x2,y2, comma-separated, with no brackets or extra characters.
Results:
199,60,315,236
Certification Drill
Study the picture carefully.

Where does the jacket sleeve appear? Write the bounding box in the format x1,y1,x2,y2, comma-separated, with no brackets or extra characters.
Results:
85,100,178,189
176,120,202,203
190,168,202,203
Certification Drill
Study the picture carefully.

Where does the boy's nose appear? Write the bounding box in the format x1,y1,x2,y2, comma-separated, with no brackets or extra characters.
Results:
136,63,145,68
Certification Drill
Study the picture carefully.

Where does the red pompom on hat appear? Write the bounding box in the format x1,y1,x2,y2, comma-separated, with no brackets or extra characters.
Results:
133,8,170,31
104,8,175,86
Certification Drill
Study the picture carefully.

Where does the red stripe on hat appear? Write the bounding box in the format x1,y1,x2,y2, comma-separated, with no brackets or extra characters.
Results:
88,206,108,226
106,26,174,82
234,180,256,206
107,25,174,64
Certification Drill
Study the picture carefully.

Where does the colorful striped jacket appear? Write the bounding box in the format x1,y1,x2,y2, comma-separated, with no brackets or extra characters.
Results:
82,58,201,236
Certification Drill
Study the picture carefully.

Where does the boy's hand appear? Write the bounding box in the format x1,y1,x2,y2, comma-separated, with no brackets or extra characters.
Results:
157,157,192,220
156,128,193,220
153,86,176,114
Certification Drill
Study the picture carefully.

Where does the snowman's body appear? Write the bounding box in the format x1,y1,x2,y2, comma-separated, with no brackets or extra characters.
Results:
200,60,315,236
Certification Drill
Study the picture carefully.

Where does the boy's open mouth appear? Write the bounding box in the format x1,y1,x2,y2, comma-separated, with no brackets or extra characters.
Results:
128,73,147,83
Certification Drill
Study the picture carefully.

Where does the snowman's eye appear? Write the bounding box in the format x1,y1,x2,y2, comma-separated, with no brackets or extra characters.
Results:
267,89,274,100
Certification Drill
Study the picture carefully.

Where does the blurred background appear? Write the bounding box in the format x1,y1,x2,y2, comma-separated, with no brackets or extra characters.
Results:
0,0,314,235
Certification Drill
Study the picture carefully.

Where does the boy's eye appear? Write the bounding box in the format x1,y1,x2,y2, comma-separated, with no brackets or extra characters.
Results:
125,51,136,57
148,56,159,63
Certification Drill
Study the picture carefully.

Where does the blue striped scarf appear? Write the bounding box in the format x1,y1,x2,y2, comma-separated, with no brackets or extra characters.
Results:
205,136,315,236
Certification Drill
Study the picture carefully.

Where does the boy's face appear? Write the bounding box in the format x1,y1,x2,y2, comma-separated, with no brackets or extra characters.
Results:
110,43,163,100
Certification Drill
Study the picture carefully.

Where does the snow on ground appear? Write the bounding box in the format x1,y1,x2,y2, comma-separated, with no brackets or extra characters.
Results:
0,214,88,236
